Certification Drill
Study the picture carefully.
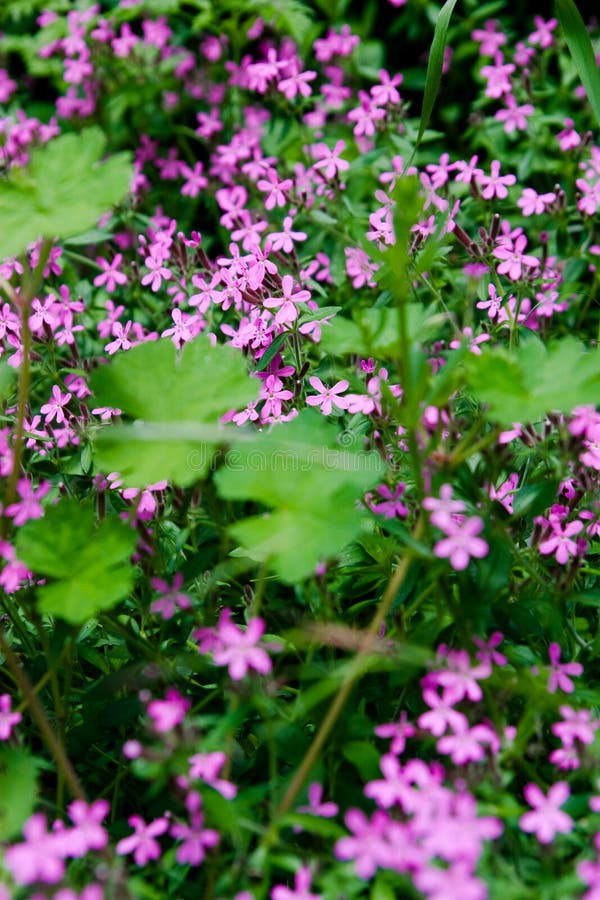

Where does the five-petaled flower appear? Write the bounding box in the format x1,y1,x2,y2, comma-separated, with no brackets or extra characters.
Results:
519,782,573,844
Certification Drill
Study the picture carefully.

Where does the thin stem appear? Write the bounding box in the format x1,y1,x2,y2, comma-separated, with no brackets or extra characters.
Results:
2,239,53,531
262,516,424,846
0,628,87,802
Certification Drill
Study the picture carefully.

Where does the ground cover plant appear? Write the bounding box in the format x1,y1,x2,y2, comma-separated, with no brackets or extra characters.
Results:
0,0,599,896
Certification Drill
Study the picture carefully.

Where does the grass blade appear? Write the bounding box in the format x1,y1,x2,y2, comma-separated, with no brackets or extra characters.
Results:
415,0,459,147
556,0,600,129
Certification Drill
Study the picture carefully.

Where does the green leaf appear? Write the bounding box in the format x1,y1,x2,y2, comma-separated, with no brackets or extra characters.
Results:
0,359,17,403
90,337,258,487
556,0,600,129
416,0,458,147
465,335,600,425
215,411,384,582
0,749,41,840
0,127,132,259
16,500,137,624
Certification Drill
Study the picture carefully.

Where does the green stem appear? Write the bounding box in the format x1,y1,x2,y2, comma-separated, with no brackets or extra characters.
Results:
2,239,53,531
261,517,424,847
0,628,87,803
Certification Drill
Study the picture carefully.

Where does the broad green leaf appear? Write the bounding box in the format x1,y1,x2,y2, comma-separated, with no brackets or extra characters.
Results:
0,127,132,259
320,305,441,359
90,337,258,487
556,0,600,129
216,411,384,582
16,500,137,624
465,335,600,425
0,749,41,840
416,0,458,147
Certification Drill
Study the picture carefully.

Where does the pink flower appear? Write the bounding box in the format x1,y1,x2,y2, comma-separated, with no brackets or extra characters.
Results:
188,751,237,799
305,376,349,414
40,384,72,424
311,140,349,180
4,479,50,526
296,782,339,820
366,483,408,519
141,254,172,292
150,573,191,619
437,719,498,764
334,808,392,878
418,686,467,737
65,799,109,855
264,275,311,326
374,712,416,755
519,782,573,843
197,609,275,681
116,814,169,865
477,160,516,199
0,693,22,739
546,643,583,694
493,234,538,281
552,705,598,747
422,484,466,530
517,188,557,216
272,866,321,900
93,254,128,293
146,688,190,733
528,16,557,49
539,519,584,564
170,796,219,866
434,516,489,570
4,813,66,885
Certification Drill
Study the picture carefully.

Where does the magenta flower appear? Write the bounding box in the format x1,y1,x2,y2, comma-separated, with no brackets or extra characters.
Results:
146,688,190,733
170,797,219,866
116,814,169,865
334,808,393,878
296,782,339,821
150,573,191,619
305,376,349,415
519,782,573,844
263,275,311,326
311,140,349,180
93,254,127,293
4,813,66,885
141,254,172,292
492,234,538,281
436,719,498,764
188,751,237,799
477,159,516,199
40,384,71,424
4,479,50,526
539,518,584,564
422,484,466,530
418,686,467,737
552,705,598,748
197,609,275,681
434,516,489,570
0,693,22,739
271,865,320,900
547,643,583,694
374,712,416,755
64,799,109,856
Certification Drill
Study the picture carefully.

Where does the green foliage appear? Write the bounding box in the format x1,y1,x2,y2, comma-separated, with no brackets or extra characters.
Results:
215,411,384,581
16,500,137,624
556,0,600,129
0,128,132,259
415,0,459,148
465,335,600,425
90,336,258,487
0,748,40,840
